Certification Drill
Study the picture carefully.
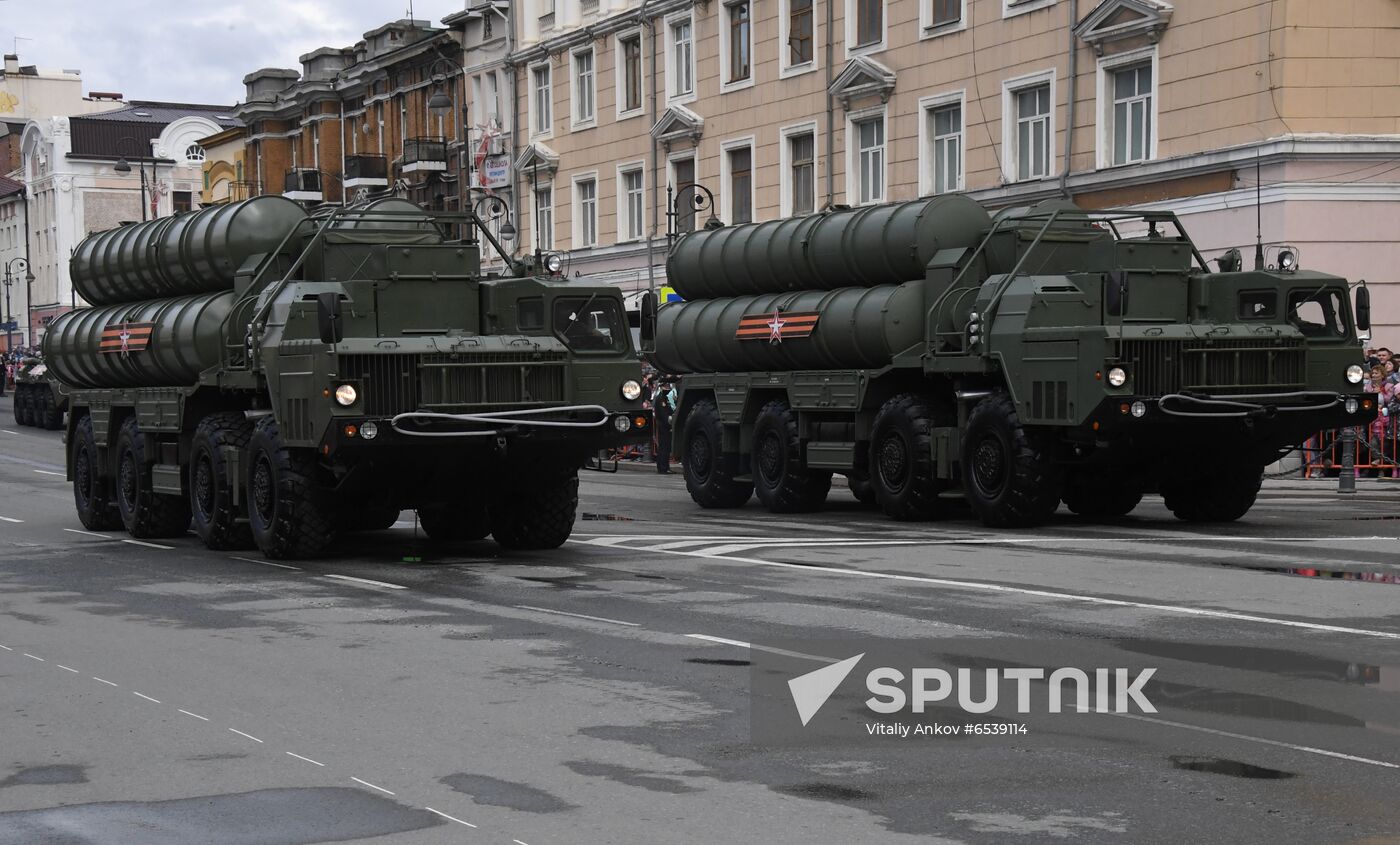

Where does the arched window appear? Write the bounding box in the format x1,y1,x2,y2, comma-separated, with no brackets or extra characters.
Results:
184,144,207,163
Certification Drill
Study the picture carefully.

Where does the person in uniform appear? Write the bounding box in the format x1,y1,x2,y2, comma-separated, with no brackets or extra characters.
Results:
654,381,676,474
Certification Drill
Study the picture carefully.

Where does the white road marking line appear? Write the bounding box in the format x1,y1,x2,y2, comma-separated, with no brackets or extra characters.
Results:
514,604,640,627
1116,713,1400,769
230,556,300,571
351,777,395,796
133,692,161,703
424,807,478,828
286,751,325,767
684,634,831,663
322,573,408,590
229,728,263,743
32,469,64,476
1,429,19,435
123,539,174,550
0,644,11,650
514,839,531,845
92,677,118,687
571,542,1400,641
63,528,112,539
0,515,22,523
178,709,209,721
56,665,78,673
23,653,43,661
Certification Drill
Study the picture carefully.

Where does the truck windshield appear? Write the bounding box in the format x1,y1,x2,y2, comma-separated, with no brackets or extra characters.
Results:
1287,288,1346,337
554,296,628,353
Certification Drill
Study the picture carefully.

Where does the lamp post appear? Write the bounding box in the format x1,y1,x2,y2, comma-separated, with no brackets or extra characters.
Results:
468,189,519,274
113,136,156,222
3,257,35,357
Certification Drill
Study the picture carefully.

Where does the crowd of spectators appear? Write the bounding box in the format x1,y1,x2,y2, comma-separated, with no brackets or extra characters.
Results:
1360,346,1400,472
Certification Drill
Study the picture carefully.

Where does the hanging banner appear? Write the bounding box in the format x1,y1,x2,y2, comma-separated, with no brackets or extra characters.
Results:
480,154,511,190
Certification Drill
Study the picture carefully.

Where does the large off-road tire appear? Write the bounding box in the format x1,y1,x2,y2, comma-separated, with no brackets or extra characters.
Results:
1161,459,1262,523
751,399,831,513
39,389,64,430
961,392,1062,528
72,414,121,531
490,469,579,550
847,474,878,506
682,398,752,508
189,412,256,550
115,416,191,539
418,500,490,543
1062,473,1143,520
869,393,949,521
17,385,36,427
246,417,338,559
10,385,23,426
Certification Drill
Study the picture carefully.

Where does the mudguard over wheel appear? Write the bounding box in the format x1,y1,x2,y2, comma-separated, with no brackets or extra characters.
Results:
1161,460,1262,523
682,398,753,508
961,392,1061,528
72,414,121,531
869,393,949,521
1063,473,1143,520
418,500,490,542
189,412,256,550
115,416,191,538
246,417,338,559
490,470,579,550
751,399,831,513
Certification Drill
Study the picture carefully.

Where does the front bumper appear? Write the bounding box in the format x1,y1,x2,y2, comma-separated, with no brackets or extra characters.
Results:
1087,390,1376,442
320,406,652,455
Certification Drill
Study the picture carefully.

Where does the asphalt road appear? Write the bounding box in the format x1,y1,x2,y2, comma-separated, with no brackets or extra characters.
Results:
2,392,1400,844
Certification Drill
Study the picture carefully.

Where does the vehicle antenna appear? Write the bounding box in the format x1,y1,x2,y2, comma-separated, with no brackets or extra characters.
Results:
1254,150,1265,271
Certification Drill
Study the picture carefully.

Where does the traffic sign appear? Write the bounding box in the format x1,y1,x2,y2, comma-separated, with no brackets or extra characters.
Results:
0,321,18,331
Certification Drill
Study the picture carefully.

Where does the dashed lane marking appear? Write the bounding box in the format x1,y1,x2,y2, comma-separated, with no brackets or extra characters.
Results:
322,573,407,590
0,515,22,523
92,677,118,687
230,556,300,571
1116,713,1400,770
0,645,9,650
32,469,64,476
351,776,396,796
425,807,478,828
286,751,325,767
56,665,78,673
178,709,210,721
685,634,832,663
568,540,1400,641
23,653,43,661
63,528,112,539
229,728,263,743
123,539,174,550
133,692,161,703
514,605,640,627
1,429,19,435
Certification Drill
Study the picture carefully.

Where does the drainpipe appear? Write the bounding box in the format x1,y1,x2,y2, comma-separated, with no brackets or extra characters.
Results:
643,0,659,294
339,99,348,205
1058,0,1079,199
508,15,520,262
824,0,834,208
22,186,33,346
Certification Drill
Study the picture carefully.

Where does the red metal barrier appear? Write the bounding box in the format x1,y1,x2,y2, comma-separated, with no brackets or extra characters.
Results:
1303,422,1400,479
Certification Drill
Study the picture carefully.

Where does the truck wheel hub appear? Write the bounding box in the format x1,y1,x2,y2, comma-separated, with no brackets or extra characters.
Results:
688,435,713,479
251,459,275,524
972,438,1007,496
877,435,909,489
757,433,783,483
118,452,137,509
193,456,215,518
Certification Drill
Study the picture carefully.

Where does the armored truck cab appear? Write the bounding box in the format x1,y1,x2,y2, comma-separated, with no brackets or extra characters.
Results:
46,199,650,558
651,199,1371,527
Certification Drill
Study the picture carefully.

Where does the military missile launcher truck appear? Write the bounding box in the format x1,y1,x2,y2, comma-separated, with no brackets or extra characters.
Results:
647,197,1373,527
11,356,68,430
45,197,650,558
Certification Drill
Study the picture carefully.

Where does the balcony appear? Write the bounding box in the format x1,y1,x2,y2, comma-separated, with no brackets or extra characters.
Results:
400,137,448,175
344,155,389,190
283,169,324,203
229,180,262,202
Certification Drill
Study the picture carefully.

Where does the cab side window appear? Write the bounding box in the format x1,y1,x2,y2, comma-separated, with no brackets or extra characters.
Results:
1286,289,1344,337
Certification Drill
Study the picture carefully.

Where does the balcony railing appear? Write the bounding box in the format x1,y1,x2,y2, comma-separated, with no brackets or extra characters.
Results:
400,137,448,173
284,168,323,194
229,180,262,202
344,155,388,183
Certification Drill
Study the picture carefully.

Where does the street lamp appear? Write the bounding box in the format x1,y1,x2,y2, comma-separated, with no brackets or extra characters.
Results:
114,136,156,222
473,193,515,243
3,257,36,355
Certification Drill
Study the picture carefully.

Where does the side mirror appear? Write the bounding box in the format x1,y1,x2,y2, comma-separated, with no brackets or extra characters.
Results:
639,290,657,353
1104,270,1128,318
1356,283,1371,332
317,292,344,345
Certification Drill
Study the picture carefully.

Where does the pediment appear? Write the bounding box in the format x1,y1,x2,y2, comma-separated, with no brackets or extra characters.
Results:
649,104,704,147
514,142,559,179
1073,0,1172,55
828,56,896,109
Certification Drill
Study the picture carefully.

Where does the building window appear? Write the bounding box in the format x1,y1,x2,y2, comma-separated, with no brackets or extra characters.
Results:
671,157,696,234
929,102,962,193
669,17,694,99
856,0,883,48
620,166,645,241
173,191,193,214
573,49,596,126
1109,62,1152,166
531,64,552,135
931,0,961,27
184,144,206,163
540,0,556,28
727,1,751,84
533,183,554,250
1013,83,1051,181
726,145,753,224
620,33,643,114
853,115,885,204
575,177,597,247
788,0,814,66
789,131,815,216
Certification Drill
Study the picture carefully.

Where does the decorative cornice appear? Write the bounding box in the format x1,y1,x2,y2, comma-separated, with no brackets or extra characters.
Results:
649,103,704,149
828,56,896,110
515,141,559,178
1073,0,1173,56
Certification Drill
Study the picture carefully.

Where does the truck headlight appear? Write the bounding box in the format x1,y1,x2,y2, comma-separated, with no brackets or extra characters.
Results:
334,384,358,406
544,252,564,274
1346,364,1364,384
1345,398,1360,414
613,415,632,432
621,379,642,401
1107,367,1128,388
360,421,379,439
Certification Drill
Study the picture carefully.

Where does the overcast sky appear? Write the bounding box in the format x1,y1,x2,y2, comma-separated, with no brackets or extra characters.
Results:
1,0,468,106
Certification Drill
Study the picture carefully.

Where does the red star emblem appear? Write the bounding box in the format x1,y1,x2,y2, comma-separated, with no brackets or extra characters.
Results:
767,309,786,344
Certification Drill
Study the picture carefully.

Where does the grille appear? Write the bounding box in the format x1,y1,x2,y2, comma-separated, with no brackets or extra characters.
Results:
339,352,568,416
1117,339,1306,396
1032,380,1069,419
